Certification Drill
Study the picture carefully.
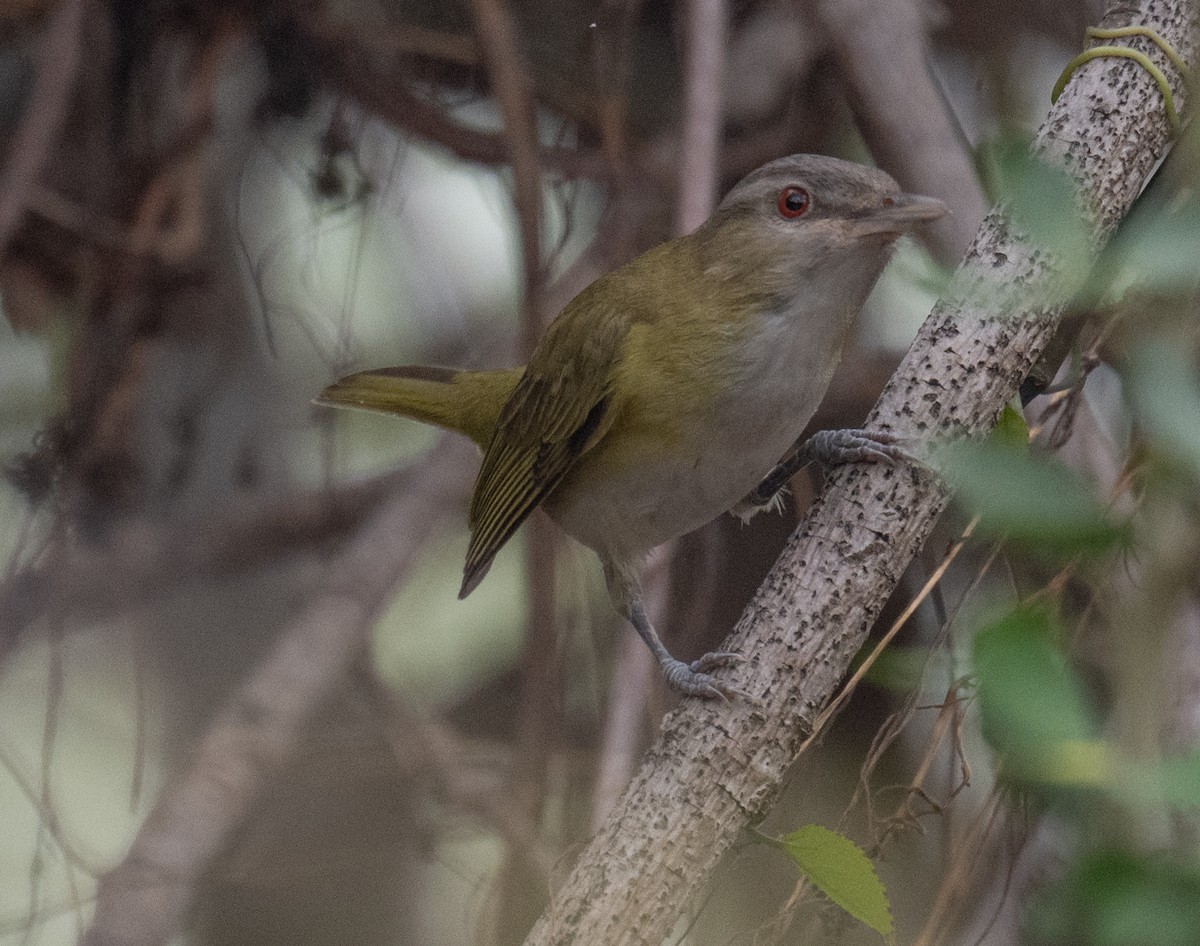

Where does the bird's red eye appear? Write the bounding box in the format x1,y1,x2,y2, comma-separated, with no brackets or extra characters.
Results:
777,186,810,218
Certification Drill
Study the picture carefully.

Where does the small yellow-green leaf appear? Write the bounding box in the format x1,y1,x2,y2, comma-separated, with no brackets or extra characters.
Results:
779,825,894,943
993,402,1030,449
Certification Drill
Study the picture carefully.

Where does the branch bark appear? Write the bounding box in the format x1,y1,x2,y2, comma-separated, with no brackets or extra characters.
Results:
521,1,1199,943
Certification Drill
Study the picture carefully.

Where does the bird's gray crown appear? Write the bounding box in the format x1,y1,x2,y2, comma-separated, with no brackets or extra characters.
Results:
716,154,901,221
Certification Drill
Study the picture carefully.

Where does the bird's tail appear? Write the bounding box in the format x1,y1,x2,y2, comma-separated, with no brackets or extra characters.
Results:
315,365,522,449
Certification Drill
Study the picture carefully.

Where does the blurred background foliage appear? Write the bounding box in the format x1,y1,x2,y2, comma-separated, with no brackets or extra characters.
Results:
3,0,1200,944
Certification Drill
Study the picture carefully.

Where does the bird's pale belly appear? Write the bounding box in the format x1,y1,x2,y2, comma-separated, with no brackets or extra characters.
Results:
542,300,848,564
542,406,806,561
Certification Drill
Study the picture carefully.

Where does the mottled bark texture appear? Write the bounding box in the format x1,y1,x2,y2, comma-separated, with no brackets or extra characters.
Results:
522,1,1199,944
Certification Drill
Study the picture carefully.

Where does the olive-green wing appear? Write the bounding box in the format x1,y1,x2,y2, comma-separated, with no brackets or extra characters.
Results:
459,307,630,597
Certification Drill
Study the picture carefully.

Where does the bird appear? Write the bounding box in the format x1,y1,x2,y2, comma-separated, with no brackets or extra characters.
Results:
317,153,946,699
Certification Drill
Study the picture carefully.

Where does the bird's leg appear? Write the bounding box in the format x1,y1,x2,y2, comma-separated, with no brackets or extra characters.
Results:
734,428,916,521
603,558,748,700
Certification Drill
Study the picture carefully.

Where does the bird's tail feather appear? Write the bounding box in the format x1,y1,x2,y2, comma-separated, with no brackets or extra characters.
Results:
316,365,522,449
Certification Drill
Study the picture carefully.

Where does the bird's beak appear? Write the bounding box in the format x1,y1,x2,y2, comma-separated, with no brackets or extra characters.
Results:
859,193,948,234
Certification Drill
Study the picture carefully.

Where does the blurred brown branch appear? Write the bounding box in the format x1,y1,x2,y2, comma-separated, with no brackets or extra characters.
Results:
676,0,727,234
300,6,613,180
0,0,82,264
466,0,563,937
0,465,430,655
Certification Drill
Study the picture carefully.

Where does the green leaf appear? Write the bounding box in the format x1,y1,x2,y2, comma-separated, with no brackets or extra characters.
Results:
1116,750,1200,811
1106,204,1200,296
980,139,1092,287
1026,849,1200,946
858,644,946,693
972,607,1100,778
939,439,1125,557
993,402,1031,448
779,825,894,943
1156,751,1200,809
1125,339,1200,481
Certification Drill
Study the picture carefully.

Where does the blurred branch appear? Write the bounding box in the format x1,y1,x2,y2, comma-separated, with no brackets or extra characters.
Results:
591,0,643,169
121,23,232,267
353,666,558,877
468,0,543,318
589,548,661,831
676,0,728,234
301,7,608,179
810,0,988,262
300,5,792,192
0,465,431,657
78,438,471,946
521,1,1199,943
0,0,83,266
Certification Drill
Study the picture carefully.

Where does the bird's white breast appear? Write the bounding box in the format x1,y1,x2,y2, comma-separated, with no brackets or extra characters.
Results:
546,288,859,562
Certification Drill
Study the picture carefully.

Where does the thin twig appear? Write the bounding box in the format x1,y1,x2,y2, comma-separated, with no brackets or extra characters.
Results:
797,517,979,756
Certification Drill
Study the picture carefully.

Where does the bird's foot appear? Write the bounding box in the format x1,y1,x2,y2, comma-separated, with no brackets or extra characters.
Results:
808,428,918,468
661,652,750,701
734,428,919,524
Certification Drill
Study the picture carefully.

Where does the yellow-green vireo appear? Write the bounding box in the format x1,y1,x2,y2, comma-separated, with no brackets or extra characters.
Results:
318,154,945,699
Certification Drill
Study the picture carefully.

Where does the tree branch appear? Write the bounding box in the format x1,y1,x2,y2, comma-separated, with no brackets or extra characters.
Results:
521,1,1199,943
0,0,84,263
0,467,416,655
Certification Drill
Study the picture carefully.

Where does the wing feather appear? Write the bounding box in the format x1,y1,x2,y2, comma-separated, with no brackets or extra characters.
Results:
459,305,630,597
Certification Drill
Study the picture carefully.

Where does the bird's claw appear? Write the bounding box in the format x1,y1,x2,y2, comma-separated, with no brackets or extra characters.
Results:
662,652,750,701
810,428,920,468
689,651,743,674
